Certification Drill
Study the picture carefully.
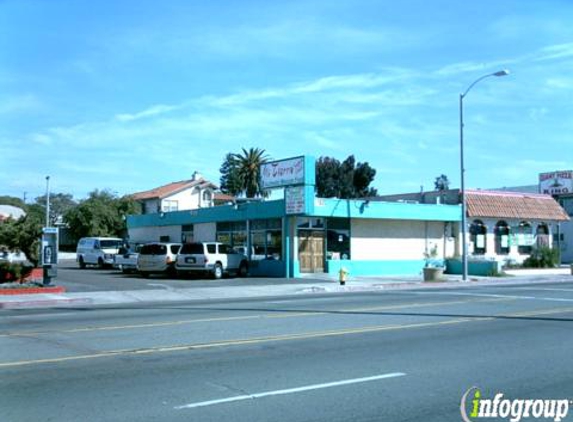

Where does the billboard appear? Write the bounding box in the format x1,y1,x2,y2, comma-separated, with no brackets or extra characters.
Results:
260,156,305,189
539,170,573,195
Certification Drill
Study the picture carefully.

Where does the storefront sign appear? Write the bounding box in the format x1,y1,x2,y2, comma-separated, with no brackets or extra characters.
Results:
261,157,305,189
285,186,305,214
539,170,573,195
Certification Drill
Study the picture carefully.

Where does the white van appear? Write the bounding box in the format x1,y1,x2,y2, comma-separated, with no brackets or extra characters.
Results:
76,237,123,269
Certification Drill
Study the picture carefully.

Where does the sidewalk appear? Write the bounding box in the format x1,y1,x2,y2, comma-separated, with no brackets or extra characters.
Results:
1,268,572,309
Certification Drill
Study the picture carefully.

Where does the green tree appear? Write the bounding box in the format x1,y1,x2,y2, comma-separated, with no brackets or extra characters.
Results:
0,195,26,209
232,147,270,198
219,153,242,196
64,190,141,242
0,206,44,266
34,193,77,225
434,174,450,191
316,155,378,198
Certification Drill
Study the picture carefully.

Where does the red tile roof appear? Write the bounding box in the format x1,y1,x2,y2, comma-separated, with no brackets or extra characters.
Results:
131,179,218,200
466,190,569,221
213,193,235,202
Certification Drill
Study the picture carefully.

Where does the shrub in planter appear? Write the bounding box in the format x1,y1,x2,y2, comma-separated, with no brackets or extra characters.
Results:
0,262,34,283
522,246,560,268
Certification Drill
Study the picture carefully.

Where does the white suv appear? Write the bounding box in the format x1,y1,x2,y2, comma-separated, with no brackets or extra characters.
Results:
175,242,248,279
137,242,181,278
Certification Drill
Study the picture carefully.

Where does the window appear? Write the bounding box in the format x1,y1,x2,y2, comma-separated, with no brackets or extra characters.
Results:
100,239,122,249
180,243,205,254
249,219,283,260
140,244,167,255
494,221,510,255
162,200,178,212
517,221,533,255
326,218,350,260
216,221,247,248
470,220,487,255
203,190,213,203
536,223,550,248
297,217,324,230
170,245,181,254
182,224,194,243
207,244,216,254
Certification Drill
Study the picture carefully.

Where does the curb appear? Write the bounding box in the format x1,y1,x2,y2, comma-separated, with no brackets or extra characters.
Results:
0,286,66,295
0,297,92,309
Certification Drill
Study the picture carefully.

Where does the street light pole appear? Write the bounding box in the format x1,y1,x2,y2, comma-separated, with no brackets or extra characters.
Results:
45,176,51,227
460,70,509,281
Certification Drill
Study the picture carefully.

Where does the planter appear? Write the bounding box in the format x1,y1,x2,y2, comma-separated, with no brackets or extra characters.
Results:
423,267,444,282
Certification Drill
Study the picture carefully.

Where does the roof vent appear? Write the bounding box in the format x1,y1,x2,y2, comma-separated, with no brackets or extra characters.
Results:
192,171,202,181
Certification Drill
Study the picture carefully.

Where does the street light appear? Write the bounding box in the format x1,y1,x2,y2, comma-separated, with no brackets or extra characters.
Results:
460,69,509,281
45,175,51,227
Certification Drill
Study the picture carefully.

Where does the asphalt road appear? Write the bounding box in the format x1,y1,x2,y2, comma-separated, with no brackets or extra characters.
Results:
54,260,306,292
1,282,573,421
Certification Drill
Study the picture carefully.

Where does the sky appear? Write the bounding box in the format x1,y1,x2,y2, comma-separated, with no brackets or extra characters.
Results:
1,0,573,201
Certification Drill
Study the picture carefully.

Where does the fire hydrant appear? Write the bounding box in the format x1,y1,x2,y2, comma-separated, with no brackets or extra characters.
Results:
339,267,349,285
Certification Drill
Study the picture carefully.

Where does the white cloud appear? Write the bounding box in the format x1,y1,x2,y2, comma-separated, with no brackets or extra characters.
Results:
115,104,182,122
533,42,573,62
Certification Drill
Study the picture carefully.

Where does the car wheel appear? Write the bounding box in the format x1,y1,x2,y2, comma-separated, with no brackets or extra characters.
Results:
79,257,86,269
97,258,104,269
212,263,223,280
238,261,248,277
140,272,149,278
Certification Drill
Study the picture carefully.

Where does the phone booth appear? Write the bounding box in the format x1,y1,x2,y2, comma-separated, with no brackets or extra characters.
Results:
42,227,59,285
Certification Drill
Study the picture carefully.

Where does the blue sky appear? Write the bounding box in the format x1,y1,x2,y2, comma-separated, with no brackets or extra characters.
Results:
1,0,572,201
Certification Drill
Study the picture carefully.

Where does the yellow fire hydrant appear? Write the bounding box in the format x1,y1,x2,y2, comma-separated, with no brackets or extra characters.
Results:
339,267,349,285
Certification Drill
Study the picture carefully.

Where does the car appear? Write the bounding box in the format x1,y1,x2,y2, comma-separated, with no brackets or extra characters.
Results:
76,237,123,269
136,242,181,278
113,243,143,273
0,249,31,265
175,242,248,279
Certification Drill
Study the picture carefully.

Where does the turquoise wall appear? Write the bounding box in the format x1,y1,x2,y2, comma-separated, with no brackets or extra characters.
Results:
314,198,461,222
128,200,285,228
445,259,500,276
248,260,286,277
326,259,426,276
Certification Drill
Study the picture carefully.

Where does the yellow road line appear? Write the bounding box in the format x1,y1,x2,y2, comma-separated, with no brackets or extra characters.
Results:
1,297,510,338
2,305,572,368
0,318,477,368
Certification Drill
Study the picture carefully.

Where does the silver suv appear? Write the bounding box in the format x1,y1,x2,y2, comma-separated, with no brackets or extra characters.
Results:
175,242,248,279
137,242,181,278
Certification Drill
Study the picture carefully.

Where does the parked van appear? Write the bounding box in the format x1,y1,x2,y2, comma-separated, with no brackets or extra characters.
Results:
76,237,123,269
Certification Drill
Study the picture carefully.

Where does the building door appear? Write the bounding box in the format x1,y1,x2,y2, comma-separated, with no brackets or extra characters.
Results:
298,230,324,273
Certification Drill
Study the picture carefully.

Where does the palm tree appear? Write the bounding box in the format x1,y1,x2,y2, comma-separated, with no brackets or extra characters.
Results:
232,147,270,198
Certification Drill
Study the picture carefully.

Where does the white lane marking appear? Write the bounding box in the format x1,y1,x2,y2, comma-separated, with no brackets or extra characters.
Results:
175,372,406,410
510,287,573,293
2,312,78,319
411,291,573,303
147,284,173,290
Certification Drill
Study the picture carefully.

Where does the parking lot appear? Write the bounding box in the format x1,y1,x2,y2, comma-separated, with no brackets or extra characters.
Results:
53,260,308,293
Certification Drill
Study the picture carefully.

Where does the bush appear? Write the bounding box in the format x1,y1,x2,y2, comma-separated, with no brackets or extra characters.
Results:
0,262,34,283
522,246,560,268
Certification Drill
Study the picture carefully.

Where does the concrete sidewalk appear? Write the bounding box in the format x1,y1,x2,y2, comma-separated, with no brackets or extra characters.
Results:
1,268,572,309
